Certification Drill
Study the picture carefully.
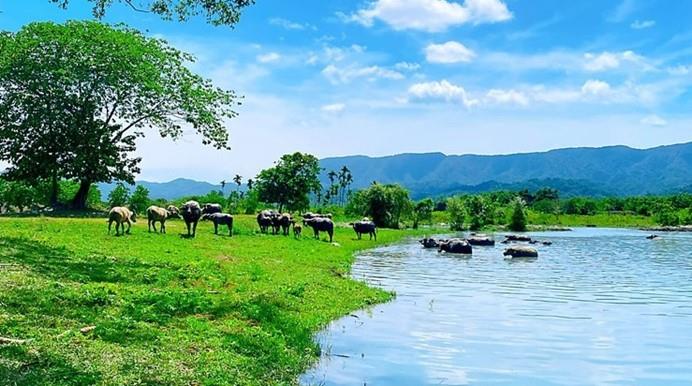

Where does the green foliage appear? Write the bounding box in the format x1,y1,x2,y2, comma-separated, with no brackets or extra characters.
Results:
0,180,39,212
255,152,322,213
128,185,151,214
465,195,496,230
108,183,131,208
0,21,240,208
347,183,412,228
509,197,528,231
50,0,255,26
412,198,434,229
446,196,465,231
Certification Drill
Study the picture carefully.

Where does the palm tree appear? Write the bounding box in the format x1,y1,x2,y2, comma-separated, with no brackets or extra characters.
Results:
338,166,352,206
220,180,226,195
327,170,338,205
233,174,242,191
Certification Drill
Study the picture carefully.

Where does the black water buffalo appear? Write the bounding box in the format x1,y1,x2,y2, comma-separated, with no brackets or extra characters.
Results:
467,236,495,246
304,217,334,242
257,210,275,233
202,213,234,236
352,219,377,240
202,203,222,215
503,246,538,258
504,234,533,242
419,237,440,248
438,239,472,254
276,213,293,236
180,201,202,237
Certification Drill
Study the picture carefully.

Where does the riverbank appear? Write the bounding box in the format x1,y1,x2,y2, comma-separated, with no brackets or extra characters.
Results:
0,216,425,385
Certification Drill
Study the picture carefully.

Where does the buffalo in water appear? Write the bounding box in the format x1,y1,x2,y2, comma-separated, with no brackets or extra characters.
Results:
419,237,440,249
467,235,495,246
503,246,538,258
304,217,334,242
180,201,202,237
438,239,472,254
352,218,377,240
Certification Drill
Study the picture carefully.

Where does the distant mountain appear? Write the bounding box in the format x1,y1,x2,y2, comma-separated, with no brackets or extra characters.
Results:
99,178,225,200
320,142,692,198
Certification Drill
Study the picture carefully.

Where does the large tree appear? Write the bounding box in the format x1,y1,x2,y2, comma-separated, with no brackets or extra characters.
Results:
254,153,322,213
49,0,254,26
0,21,240,209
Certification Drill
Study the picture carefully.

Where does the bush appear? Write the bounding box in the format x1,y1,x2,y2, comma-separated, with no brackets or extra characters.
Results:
508,197,527,231
346,183,411,228
446,196,465,231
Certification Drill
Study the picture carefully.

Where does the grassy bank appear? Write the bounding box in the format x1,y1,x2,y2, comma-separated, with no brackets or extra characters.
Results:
527,211,656,228
0,216,422,385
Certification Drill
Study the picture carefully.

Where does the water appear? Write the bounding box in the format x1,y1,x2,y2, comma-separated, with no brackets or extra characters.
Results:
301,228,692,385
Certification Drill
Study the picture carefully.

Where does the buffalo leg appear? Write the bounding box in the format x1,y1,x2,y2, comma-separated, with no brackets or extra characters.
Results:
328,230,333,243
108,220,113,234
192,221,197,237
214,223,218,235
161,221,166,234
186,222,191,236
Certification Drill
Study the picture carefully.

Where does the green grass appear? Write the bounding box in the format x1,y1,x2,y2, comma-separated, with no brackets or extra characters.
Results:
527,211,656,228
0,216,424,385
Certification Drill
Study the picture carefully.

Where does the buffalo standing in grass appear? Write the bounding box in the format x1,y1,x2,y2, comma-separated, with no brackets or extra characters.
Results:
202,213,234,236
352,219,377,240
257,210,275,234
438,238,472,254
180,201,202,237
146,205,177,233
108,207,136,236
274,213,292,236
202,203,223,215
304,217,334,242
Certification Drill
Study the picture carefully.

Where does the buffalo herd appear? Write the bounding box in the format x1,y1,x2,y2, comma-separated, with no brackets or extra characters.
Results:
420,233,544,259
107,202,378,243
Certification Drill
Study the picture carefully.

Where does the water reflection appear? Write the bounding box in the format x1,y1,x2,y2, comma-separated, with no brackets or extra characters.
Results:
301,228,692,385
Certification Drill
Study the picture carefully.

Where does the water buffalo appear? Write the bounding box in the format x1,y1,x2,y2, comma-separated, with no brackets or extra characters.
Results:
419,237,440,248
646,234,659,240
304,217,334,242
438,239,472,254
503,246,538,258
108,207,136,236
202,203,222,215
272,213,292,235
352,219,377,240
166,205,180,218
293,222,302,238
180,201,202,237
146,205,177,233
202,213,234,236
467,236,495,246
257,210,275,233
504,234,533,242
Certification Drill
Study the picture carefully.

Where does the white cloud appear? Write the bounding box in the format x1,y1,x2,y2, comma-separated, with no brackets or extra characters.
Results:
395,62,421,71
425,41,476,64
344,0,512,32
321,103,346,113
630,20,655,29
581,79,611,96
408,80,478,107
485,89,529,106
269,17,315,30
322,64,404,84
608,0,637,23
666,65,691,75
257,52,281,63
583,50,644,71
640,114,667,126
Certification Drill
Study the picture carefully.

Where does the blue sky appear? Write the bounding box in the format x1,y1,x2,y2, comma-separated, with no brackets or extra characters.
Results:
2,0,692,183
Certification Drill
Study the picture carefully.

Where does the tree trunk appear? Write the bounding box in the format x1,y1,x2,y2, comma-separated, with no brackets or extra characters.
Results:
71,180,92,210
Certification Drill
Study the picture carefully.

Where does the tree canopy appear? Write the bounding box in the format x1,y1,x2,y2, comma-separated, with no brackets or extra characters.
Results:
347,183,412,229
0,21,240,208
254,153,322,213
49,0,254,26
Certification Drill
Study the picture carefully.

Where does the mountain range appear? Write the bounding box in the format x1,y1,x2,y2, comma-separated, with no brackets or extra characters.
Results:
99,142,692,200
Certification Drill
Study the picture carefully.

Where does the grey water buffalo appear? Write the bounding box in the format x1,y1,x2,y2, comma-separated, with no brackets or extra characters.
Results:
146,205,177,233
419,237,440,248
304,217,334,242
467,235,495,246
180,201,202,237
202,203,222,215
438,239,472,254
273,213,292,236
352,219,377,240
166,205,180,218
108,207,136,236
293,222,302,238
503,246,538,258
503,234,533,243
202,213,234,236
257,210,275,233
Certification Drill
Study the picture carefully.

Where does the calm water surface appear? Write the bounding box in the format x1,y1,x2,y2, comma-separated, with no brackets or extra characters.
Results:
301,228,692,385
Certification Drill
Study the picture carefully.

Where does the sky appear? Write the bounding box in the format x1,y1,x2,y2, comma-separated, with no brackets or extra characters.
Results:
2,0,692,183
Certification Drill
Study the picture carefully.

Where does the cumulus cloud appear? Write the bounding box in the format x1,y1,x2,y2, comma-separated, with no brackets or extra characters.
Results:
640,114,667,126
581,79,612,95
583,51,644,72
408,80,478,107
630,20,655,29
342,0,512,32
425,41,476,63
485,89,529,106
321,103,346,113
257,52,281,63
322,64,404,84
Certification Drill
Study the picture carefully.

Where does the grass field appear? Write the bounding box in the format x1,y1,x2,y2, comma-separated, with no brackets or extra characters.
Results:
0,215,423,385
